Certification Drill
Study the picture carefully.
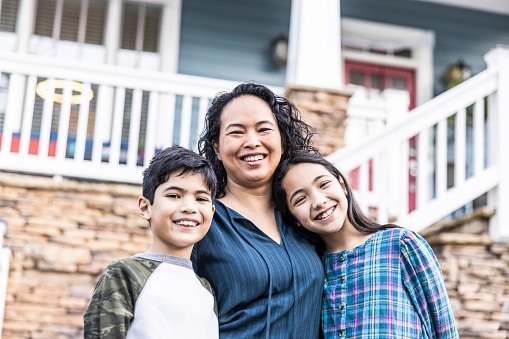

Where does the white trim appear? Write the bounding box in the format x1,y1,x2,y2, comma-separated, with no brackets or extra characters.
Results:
287,0,342,89
341,18,435,105
159,0,181,73
414,0,509,16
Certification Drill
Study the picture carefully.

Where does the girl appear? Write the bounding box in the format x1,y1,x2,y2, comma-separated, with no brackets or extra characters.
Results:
273,151,459,339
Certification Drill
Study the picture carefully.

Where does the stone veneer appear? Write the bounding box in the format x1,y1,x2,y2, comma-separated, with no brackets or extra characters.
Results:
285,84,353,156
0,172,150,338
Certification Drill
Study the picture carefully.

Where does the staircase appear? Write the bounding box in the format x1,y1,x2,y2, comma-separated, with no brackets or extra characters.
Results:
326,46,509,240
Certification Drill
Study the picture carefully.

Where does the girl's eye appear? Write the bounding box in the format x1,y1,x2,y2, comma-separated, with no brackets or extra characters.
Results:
293,196,306,206
167,193,179,199
320,181,332,189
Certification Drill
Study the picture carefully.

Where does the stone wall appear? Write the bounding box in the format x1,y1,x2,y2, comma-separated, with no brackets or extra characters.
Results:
285,84,353,156
1,171,509,338
0,172,150,339
421,208,509,339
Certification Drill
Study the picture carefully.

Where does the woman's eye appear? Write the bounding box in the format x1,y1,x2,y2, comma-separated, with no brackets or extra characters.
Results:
167,193,179,199
227,130,243,135
259,127,273,133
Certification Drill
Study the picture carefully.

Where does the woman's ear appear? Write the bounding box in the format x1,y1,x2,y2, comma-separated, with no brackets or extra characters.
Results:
212,140,221,160
138,196,151,221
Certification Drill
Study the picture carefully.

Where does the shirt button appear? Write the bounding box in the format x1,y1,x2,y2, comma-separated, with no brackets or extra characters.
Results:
339,304,345,310
339,330,344,337
340,254,345,260
340,276,345,283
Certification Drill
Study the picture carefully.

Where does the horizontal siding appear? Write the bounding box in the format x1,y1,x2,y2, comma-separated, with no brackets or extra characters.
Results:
179,0,290,87
341,0,509,95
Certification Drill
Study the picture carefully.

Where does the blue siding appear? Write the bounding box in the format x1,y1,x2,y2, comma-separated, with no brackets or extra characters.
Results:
341,0,509,95
179,0,291,87
178,0,509,95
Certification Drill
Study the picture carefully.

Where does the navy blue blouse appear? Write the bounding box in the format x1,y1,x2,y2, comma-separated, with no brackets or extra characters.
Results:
192,200,324,339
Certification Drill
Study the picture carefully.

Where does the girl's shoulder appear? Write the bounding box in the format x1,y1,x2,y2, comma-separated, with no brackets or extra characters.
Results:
375,227,428,248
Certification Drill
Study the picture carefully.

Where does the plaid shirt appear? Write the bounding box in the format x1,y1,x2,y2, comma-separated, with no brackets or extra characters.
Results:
322,228,459,339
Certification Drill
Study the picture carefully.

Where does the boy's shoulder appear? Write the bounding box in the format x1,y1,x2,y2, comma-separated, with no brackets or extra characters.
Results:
102,256,160,278
195,275,218,316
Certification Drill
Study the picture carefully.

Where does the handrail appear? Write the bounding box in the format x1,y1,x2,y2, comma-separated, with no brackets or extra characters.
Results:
326,52,504,234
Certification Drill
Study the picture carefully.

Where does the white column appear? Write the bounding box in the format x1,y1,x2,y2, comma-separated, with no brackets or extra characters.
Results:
16,0,36,52
485,46,509,240
159,0,181,73
287,0,343,89
104,0,122,64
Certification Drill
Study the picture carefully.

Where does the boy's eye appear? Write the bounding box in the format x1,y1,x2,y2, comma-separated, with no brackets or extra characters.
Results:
197,196,211,203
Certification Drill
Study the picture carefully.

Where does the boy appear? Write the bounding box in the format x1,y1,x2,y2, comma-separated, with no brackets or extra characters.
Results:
84,146,218,339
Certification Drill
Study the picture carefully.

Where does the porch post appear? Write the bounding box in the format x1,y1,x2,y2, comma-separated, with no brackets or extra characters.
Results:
4,0,38,136
16,0,36,53
104,0,122,64
485,46,509,241
287,0,343,89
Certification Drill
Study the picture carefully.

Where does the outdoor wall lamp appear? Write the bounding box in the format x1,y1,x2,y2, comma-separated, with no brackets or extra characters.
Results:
270,34,288,68
441,59,472,90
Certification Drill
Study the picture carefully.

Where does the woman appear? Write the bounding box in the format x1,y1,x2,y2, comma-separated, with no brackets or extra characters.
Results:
192,82,325,338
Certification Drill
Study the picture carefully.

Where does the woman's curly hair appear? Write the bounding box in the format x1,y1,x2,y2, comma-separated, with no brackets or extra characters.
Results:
198,82,319,197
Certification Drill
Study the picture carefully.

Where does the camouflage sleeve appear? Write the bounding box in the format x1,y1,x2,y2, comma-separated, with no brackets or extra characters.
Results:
83,258,155,339
196,275,218,316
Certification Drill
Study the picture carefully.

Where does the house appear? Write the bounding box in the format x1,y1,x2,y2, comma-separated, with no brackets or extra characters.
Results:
0,0,509,337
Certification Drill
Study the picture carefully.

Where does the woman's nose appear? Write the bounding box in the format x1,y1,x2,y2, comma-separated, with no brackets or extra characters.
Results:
244,131,261,148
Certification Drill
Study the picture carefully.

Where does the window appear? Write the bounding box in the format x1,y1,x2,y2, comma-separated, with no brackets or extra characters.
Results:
0,0,18,32
34,0,106,45
121,1,161,53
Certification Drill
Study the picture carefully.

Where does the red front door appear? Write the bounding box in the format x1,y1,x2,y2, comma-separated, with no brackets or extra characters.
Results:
344,60,417,212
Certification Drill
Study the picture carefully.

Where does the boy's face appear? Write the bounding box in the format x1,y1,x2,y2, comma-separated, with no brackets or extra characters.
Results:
282,162,348,236
138,171,215,258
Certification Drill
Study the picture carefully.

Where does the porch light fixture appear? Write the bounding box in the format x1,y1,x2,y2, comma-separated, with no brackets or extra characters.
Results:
36,79,94,105
441,59,472,90
270,34,288,68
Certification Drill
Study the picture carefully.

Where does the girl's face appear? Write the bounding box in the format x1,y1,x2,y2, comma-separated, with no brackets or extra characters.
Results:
213,95,283,190
282,162,349,235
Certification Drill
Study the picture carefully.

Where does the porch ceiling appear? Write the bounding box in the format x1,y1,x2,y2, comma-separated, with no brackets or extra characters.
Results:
413,0,509,15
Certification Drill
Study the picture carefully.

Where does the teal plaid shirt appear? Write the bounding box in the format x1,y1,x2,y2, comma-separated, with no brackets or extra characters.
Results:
322,228,459,338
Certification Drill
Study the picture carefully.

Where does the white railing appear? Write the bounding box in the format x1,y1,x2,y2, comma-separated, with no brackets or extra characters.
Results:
327,46,509,240
0,51,243,184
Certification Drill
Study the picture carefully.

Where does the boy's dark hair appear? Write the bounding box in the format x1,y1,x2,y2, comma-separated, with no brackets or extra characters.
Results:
142,146,217,204
198,82,319,198
273,151,398,254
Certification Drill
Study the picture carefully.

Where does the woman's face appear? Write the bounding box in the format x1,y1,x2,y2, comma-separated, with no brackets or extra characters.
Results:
213,95,283,190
